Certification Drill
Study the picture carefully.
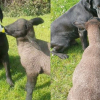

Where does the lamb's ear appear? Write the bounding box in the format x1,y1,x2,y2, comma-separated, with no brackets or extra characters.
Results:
73,21,86,30
26,35,41,50
29,17,44,26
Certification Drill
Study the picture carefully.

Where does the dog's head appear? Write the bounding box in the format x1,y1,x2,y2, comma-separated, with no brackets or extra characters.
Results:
82,0,100,17
5,17,44,40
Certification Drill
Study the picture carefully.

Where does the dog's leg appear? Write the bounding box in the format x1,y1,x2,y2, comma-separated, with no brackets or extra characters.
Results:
2,53,14,86
51,41,70,59
26,73,38,100
70,40,78,45
51,45,69,59
79,31,88,50
51,51,69,59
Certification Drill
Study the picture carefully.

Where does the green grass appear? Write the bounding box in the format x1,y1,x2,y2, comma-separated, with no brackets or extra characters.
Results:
0,14,50,100
51,0,80,21
51,0,84,100
51,39,83,100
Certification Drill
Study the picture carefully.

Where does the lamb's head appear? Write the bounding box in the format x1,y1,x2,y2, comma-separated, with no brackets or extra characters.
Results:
74,17,100,44
74,17,100,32
5,17,44,39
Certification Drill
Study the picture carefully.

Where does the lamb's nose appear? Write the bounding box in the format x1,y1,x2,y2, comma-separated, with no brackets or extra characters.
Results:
4,27,8,34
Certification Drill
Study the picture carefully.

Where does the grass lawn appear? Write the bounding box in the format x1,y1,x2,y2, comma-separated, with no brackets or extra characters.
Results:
51,0,84,100
51,39,83,100
0,14,50,100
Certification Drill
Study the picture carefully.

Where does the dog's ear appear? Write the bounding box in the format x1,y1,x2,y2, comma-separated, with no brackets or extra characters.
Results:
83,0,92,10
29,17,44,26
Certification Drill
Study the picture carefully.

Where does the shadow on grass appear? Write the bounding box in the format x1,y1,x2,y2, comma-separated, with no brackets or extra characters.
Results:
9,55,26,82
62,39,83,57
0,55,25,84
0,55,50,90
38,92,51,100
35,81,50,90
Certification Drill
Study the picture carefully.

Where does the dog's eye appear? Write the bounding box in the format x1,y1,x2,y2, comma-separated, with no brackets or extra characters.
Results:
13,30,15,32
25,25,28,30
98,4,100,8
78,28,84,31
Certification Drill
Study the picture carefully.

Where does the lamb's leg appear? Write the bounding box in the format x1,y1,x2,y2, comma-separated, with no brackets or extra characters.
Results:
2,53,14,86
26,74,38,100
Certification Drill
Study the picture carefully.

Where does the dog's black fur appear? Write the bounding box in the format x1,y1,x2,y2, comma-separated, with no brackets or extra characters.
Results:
0,7,13,86
92,0,100,18
51,0,100,59
0,8,3,22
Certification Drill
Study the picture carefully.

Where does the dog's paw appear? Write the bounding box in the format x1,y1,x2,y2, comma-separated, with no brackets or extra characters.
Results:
58,54,69,59
7,78,14,87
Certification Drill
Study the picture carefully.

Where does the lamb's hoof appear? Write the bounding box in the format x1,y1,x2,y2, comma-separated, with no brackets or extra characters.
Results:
7,78,14,87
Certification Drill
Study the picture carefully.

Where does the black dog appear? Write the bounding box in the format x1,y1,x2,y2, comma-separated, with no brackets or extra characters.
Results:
51,0,99,59
0,7,13,86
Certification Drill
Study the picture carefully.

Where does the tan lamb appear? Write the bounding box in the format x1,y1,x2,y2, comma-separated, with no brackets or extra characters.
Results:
5,17,50,100
67,17,100,100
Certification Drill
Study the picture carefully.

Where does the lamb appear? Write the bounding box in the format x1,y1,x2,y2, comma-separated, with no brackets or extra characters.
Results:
67,17,100,100
5,17,50,100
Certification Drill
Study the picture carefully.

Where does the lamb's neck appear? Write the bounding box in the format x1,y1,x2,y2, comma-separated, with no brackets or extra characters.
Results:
16,38,29,46
16,38,41,54
88,25,100,45
16,38,30,55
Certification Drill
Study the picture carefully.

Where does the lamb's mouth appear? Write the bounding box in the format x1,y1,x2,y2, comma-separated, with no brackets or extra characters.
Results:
4,28,9,34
